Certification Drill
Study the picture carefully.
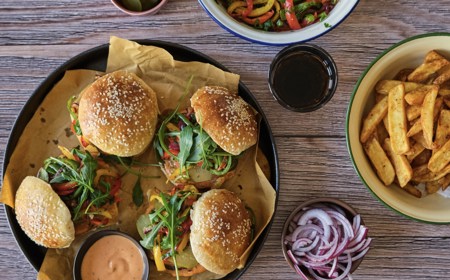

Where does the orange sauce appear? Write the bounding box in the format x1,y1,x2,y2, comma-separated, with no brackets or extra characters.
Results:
81,235,145,280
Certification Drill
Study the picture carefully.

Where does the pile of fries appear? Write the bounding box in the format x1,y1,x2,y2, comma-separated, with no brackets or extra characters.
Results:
360,50,450,198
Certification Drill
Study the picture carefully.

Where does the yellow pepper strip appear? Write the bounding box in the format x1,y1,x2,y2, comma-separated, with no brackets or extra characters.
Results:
153,243,166,271
150,194,163,204
248,0,274,17
177,233,190,253
84,143,100,158
271,0,281,22
182,184,198,193
227,1,247,14
93,208,112,219
58,146,76,161
94,169,119,186
166,122,179,132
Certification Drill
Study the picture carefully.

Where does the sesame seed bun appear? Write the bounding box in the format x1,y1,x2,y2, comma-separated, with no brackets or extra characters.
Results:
15,176,75,248
190,86,257,156
190,189,252,275
78,70,159,157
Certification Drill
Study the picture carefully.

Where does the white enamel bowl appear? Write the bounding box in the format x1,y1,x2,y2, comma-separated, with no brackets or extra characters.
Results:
197,0,359,45
346,33,450,223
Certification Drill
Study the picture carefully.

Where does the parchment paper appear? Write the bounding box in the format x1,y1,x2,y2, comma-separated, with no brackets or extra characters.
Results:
0,36,276,280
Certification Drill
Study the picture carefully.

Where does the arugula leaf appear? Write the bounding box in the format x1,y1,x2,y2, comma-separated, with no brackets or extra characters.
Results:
132,176,144,207
178,125,193,172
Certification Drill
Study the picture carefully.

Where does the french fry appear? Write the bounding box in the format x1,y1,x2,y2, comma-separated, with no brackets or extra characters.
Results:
412,164,430,177
434,109,450,151
407,96,442,138
411,148,432,167
408,50,450,83
426,180,443,194
375,80,423,95
404,141,426,163
402,183,422,198
443,174,450,191
425,174,450,194
360,96,388,143
394,68,414,82
406,118,422,137
388,83,410,154
404,85,437,105
420,85,439,148
433,65,450,85
376,122,389,143
444,98,450,108
428,139,450,173
412,163,450,182
364,136,395,186
412,132,431,150
383,138,413,187
406,104,421,121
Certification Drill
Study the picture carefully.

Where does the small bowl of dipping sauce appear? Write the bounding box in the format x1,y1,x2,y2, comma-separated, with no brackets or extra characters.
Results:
269,44,338,112
74,230,149,280
110,0,168,16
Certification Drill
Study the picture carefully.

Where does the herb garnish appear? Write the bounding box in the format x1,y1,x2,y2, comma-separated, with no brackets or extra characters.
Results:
38,147,116,221
155,111,237,181
140,189,197,280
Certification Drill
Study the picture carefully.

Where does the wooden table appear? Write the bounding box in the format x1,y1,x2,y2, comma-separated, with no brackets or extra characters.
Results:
1,0,449,279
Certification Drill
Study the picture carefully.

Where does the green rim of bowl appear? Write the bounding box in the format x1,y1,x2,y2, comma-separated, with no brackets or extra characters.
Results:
345,32,450,225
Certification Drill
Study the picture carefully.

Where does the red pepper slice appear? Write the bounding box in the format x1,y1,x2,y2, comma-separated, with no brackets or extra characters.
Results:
284,0,301,30
53,181,78,196
242,10,274,25
110,178,121,196
243,0,254,17
90,217,109,226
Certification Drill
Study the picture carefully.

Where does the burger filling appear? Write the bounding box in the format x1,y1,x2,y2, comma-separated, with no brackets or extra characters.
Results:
154,107,237,187
67,96,99,156
37,146,120,234
136,185,202,279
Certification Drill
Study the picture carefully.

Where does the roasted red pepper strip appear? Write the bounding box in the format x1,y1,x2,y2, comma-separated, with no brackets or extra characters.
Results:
284,0,301,30
110,178,121,196
243,0,254,16
242,10,274,25
53,181,77,196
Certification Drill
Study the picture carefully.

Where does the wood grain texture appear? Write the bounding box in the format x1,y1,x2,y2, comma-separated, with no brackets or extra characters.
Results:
1,0,450,279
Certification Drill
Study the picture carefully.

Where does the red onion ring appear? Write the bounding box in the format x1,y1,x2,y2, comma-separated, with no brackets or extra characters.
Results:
285,203,370,280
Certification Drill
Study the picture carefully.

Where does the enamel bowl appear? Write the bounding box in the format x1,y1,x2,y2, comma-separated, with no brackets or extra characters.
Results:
197,0,359,45
346,33,450,223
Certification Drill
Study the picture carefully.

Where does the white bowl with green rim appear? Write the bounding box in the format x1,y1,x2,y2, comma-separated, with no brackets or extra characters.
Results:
346,32,450,223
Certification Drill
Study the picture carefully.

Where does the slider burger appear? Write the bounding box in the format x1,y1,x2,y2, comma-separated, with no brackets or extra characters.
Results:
155,86,258,188
14,146,121,248
68,70,159,157
137,187,252,279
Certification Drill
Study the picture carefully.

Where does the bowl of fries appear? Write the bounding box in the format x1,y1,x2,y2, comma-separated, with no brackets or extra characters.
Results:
346,32,450,223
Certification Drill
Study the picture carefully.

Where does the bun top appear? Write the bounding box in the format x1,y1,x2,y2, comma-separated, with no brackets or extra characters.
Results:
190,189,252,275
190,86,257,155
78,70,159,157
15,176,75,248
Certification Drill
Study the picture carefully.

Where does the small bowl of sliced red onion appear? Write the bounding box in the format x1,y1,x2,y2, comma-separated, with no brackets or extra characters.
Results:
281,198,371,280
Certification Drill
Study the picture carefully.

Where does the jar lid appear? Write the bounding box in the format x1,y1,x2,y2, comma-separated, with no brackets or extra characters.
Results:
268,44,338,112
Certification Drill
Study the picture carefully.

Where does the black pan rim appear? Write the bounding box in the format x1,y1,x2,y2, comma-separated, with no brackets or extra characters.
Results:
2,39,280,280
